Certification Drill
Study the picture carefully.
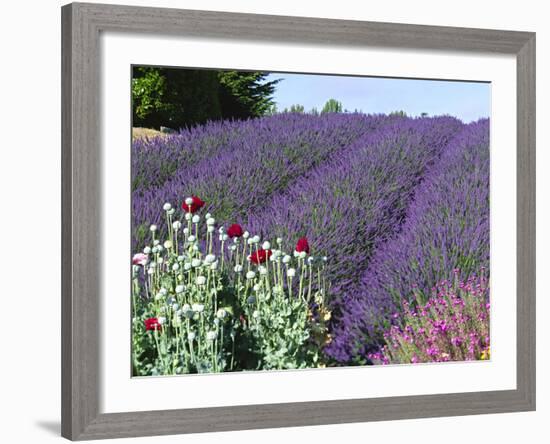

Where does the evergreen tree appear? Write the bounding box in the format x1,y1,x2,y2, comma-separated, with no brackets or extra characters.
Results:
132,67,279,129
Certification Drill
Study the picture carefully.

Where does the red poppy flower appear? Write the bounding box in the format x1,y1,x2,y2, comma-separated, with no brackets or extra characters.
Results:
295,237,310,254
182,196,205,213
145,317,162,332
227,223,244,238
249,249,272,264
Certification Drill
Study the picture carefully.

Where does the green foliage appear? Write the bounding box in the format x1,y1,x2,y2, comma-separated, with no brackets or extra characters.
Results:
218,71,279,120
321,98,343,114
283,104,305,113
390,110,408,117
265,103,278,115
132,67,279,130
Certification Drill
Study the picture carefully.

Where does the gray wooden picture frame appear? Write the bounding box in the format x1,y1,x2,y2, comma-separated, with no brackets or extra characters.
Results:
61,2,536,440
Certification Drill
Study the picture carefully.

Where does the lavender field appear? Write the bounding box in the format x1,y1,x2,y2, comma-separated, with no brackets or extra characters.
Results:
131,113,490,375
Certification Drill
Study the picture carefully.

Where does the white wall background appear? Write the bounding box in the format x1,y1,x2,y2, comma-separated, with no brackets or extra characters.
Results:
0,1,545,442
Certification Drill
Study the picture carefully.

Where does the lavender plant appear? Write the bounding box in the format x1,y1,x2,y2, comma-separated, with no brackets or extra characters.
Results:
326,119,490,362
132,113,393,249
245,116,463,303
132,198,331,375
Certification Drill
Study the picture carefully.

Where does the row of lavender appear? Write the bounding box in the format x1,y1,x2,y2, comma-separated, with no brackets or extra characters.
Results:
325,119,490,362
244,117,463,302
132,113,391,247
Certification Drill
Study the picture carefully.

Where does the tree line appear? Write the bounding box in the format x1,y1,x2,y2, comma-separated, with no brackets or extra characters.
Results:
132,67,280,130
132,67,349,130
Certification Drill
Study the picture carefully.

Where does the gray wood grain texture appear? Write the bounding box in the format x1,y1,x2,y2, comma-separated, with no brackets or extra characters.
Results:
61,2,536,440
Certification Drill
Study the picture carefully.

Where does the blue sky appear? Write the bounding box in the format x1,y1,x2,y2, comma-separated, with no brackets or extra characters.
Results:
265,72,490,123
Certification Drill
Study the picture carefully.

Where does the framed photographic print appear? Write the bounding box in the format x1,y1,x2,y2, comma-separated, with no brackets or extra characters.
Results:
61,2,536,440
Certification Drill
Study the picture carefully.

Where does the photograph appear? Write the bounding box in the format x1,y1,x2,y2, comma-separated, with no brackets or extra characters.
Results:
130,66,491,376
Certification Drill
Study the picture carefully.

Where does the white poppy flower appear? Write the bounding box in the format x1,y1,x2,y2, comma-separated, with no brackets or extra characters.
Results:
192,303,204,313
191,258,202,267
